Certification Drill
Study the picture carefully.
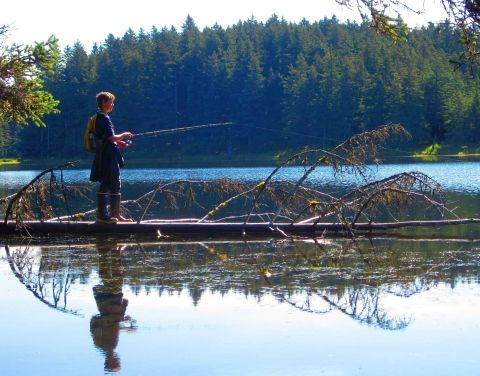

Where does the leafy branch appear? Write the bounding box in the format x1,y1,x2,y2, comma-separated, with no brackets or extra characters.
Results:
0,24,61,127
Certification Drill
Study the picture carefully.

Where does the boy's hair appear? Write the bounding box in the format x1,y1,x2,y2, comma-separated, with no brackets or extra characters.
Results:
96,92,115,108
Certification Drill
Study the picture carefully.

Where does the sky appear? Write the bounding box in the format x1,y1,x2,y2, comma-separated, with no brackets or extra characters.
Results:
2,0,448,51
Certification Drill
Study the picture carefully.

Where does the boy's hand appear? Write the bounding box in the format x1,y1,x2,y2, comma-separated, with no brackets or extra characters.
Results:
117,140,128,149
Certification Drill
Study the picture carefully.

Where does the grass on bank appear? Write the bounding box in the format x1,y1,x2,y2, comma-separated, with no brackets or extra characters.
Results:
0,158,20,165
413,143,480,157
10,143,480,168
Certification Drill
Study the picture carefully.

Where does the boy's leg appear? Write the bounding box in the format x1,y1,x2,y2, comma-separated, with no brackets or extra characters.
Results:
109,174,132,222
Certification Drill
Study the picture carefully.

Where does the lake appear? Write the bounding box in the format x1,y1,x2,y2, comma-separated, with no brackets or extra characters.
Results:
0,159,480,375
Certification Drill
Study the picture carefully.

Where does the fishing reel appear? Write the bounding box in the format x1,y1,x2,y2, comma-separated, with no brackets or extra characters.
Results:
117,139,132,149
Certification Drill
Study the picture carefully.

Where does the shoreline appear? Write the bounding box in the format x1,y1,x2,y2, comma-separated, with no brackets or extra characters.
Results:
2,153,480,170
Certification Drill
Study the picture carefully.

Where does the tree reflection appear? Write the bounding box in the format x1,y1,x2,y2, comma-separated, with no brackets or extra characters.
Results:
2,236,479,340
90,242,137,373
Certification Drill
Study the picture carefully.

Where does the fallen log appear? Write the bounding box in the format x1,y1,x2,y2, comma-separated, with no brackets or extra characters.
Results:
1,218,479,236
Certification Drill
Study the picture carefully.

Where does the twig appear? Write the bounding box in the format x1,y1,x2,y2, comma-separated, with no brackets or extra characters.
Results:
2,161,78,227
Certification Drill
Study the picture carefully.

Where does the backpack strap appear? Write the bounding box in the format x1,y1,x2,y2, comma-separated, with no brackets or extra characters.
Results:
84,112,108,153
93,112,109,144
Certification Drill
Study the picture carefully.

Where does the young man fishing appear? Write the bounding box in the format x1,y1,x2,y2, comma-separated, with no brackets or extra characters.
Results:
90,92,133,224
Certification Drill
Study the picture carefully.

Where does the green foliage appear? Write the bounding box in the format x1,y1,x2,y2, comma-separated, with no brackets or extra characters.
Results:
334,0,410,42
336,1,480,68
419,143,442,155
0,25,61,127
0,158,19,164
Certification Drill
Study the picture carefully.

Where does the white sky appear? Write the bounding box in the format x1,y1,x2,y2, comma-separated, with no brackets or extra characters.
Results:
2,0,448,51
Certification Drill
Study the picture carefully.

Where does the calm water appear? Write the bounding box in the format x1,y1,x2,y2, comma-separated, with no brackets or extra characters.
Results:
1,158,480,194
0,160,480,375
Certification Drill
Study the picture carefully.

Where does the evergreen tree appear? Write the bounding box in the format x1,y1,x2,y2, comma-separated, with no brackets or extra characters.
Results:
9,16,480,161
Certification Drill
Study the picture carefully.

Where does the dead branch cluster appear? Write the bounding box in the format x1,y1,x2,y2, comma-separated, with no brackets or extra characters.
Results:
0,125,456,234
1,161,90,230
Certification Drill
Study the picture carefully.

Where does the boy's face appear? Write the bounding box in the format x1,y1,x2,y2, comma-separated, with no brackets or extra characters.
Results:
102,99,114,113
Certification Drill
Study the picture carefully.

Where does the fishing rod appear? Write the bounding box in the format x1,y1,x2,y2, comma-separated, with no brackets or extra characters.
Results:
133,122,232,139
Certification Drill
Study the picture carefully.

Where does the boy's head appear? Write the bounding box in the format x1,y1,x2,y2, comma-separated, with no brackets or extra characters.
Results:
96,92,115,109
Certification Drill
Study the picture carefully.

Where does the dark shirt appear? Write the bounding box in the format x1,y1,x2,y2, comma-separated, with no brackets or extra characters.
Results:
90,112,124,188
95,111,115,141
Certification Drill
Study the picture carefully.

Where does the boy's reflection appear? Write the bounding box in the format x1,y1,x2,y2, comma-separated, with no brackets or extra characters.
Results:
90,243,136,372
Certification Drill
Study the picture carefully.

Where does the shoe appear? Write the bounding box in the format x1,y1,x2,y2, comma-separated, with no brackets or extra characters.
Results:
110,193,133,222
96,192,117,224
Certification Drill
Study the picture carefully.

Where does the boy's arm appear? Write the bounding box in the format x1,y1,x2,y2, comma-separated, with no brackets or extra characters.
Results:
108,132,133,143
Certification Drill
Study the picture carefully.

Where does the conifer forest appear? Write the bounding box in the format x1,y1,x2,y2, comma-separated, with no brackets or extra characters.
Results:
2,15,480,161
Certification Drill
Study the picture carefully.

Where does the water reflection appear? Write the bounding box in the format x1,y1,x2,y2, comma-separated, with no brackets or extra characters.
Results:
2,237,480,373
90,242,137,372
4,237,479,331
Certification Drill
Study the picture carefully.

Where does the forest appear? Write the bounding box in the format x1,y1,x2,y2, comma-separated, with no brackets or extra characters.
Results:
1,15,480,161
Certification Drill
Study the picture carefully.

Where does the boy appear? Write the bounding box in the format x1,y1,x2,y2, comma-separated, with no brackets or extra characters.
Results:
90,92,133,224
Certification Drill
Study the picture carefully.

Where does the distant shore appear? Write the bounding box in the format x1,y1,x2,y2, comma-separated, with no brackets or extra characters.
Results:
1,152,479,171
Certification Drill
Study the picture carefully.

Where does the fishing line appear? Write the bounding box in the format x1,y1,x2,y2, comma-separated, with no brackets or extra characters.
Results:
128,121,470,163
240,124,407,158
240,124,336,142
240,124,467,163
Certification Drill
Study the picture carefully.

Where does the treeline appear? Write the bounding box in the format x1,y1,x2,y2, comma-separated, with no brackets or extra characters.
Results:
3,15,480,160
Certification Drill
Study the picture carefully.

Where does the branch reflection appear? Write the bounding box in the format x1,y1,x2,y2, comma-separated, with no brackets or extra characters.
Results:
2,236,479,349
4,244,82,316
